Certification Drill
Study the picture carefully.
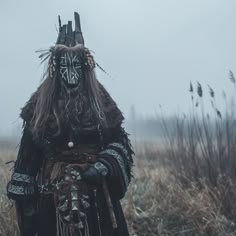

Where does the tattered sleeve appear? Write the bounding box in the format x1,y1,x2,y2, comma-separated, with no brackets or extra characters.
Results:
98,125,134,200
7,126,42,200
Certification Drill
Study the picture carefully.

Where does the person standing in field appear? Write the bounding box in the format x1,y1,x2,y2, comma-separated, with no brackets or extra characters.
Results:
7,12,134,236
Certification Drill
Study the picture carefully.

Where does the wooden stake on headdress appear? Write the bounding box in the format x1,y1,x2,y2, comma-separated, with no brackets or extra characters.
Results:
74,12,84,45
54,12,110,75
56,12,84,46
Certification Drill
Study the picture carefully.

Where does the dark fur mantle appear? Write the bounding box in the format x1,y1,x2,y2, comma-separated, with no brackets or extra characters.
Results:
20,82,124,140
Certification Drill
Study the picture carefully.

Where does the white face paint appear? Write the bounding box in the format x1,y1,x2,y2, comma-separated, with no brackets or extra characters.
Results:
59,51,83,86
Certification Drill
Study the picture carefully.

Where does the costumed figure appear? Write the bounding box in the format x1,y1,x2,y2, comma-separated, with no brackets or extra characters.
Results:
7,12,134,236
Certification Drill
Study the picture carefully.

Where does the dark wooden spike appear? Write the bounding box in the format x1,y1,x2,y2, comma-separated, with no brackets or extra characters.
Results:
58,15,62,31
74,12,84,45
67,21,75,46
74,12,82,32
61,25,67,44
56,24,67,45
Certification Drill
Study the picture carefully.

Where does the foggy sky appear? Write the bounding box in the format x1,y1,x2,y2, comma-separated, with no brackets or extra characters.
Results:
0,0,236,135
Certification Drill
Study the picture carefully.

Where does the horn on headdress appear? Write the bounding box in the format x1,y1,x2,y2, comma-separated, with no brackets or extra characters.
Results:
56,12,84,46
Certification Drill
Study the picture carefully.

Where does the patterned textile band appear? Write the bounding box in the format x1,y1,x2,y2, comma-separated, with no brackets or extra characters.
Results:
107,143,129,157
12,172,35,184
106,142,132,181
7,172,35,196
7,184,25,195
100,148,129,189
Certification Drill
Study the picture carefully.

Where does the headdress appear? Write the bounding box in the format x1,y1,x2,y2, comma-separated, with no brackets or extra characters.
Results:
38,12,96,78
57,12,84,46
56,12,107,74
56,12,95,69
21,12,123,138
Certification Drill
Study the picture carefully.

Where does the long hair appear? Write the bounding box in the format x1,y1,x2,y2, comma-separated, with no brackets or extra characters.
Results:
30,44,107,137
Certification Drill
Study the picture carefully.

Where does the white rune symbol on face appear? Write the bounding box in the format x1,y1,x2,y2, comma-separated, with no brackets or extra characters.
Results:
59,52,83,86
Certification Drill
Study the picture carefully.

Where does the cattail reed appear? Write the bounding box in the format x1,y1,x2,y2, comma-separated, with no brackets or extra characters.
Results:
208,85,215,98
229,70,235,84
197,82,203,97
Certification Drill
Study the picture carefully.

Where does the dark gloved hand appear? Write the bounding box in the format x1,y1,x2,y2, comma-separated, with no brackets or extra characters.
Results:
82,162,108,185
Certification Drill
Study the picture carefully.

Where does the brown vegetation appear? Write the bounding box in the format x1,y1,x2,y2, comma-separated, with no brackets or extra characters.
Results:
122,74,236,235
1,73,236,235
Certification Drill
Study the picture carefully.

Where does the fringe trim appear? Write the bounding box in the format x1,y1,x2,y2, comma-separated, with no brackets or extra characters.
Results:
56,209,90,236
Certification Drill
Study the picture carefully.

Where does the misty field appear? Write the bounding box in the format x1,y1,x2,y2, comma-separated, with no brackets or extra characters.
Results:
2,78,236,235
2,137,236,236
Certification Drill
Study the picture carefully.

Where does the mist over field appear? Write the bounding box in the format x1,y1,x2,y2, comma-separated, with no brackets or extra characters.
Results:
0,0,236,135
1,1,236,236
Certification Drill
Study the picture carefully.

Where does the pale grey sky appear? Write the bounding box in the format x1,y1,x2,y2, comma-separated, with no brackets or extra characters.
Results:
0,0,236,134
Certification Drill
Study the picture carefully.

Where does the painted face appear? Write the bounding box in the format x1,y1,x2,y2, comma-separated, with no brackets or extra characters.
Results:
59,51,83,86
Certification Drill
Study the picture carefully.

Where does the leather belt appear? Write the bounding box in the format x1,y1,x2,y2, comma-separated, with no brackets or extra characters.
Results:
46,152,97,163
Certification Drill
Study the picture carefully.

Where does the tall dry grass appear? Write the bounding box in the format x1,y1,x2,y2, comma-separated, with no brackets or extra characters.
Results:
124,147,236,235
122,72,236,235
0,149,20,236
1,72,236,235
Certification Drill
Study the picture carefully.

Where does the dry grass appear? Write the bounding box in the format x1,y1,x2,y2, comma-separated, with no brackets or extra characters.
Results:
2,139,236,235
123,150,236,236
2,75,236,235
0,149,20,236
122,76,236,236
